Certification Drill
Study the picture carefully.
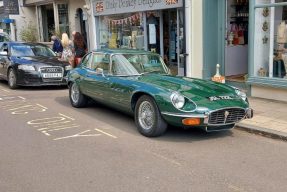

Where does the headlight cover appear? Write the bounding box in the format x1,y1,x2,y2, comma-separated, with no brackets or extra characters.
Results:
18,65,35,71
235,89,247,101
170,92,185,109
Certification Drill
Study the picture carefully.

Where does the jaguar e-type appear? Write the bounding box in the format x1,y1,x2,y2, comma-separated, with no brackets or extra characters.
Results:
67,49,253,137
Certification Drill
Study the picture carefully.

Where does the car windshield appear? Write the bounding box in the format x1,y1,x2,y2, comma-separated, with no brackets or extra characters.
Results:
111,53,168,76
11,44,56,57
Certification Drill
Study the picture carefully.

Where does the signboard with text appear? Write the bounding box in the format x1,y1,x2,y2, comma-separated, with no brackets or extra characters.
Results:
3,0,19,15
93,0,183,16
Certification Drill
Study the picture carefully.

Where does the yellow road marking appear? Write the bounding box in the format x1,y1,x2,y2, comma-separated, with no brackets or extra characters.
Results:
95,128,117,138
36,104,48,110
53,130,101,140
59,113,75,121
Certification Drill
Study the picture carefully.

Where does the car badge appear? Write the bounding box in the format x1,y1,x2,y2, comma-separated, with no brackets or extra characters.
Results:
224,111,229,124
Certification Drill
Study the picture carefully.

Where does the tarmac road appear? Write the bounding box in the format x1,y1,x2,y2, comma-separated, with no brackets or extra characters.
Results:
0,81,286,192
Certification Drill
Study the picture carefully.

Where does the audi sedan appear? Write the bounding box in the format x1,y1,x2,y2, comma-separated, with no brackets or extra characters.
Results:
0,42,71,89
67,49,253,137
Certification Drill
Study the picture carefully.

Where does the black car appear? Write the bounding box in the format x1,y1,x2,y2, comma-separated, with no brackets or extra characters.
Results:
0,42,71,89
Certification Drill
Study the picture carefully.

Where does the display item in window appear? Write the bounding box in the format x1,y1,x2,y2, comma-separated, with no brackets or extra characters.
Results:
277,21,287,44
262,7,269,17
262,21,269,32
262,35,268,44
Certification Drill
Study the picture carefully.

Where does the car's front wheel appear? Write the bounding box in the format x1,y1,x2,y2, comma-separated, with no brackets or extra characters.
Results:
69,82,88,108
135,95,167,137
8,68,18,89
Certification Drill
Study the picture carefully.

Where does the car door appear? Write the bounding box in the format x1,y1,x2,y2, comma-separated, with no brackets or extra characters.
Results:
81,52,111,102
0,43,10,79
106,54,137,111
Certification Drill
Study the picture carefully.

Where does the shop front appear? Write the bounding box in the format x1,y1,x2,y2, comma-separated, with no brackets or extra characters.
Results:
23,0,91,46
248,0,287,101
203,0,287,101
93,0,186,76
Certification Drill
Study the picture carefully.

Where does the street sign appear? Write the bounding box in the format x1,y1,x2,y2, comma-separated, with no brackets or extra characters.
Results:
1,18,15,24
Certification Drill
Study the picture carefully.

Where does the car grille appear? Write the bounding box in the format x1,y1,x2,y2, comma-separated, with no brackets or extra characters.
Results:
208,108,246,125
40,67,63,82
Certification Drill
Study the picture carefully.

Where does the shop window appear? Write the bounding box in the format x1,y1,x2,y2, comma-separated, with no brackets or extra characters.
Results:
58,4,69,36
254,4,287,78
98,13,144,49
256,0,284,4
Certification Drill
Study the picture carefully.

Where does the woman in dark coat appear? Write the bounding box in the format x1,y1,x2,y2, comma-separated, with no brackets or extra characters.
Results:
73,32,87,65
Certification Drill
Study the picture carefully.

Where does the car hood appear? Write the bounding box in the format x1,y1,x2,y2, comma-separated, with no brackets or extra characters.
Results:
137,74,233,96
136,74,246,108
11,56,69,67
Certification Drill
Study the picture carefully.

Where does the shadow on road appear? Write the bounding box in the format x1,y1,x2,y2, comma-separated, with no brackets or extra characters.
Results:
54,95,234,142
0,80,68,91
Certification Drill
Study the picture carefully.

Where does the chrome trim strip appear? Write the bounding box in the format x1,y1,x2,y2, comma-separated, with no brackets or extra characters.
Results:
161,112,207,118
162,107,252,126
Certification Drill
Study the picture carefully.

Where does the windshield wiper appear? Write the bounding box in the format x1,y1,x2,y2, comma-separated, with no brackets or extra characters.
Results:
141,70,162,74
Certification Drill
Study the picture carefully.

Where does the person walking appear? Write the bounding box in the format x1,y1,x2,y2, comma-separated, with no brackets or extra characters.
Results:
51,35,63,57
73,32,87,66
60,33,74,66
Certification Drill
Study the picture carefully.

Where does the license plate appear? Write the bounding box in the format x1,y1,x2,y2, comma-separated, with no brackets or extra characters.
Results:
42,73,62,78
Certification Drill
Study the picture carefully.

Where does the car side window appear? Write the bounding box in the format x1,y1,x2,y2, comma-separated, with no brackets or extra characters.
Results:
91,53,110,74
81,53,92,68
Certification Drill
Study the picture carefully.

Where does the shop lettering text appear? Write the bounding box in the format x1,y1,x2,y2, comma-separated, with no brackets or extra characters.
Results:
104,0,169,11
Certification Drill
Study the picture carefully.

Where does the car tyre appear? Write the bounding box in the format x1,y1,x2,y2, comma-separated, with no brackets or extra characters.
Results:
8,68,18,89
69,82,88,108
135,95,167,137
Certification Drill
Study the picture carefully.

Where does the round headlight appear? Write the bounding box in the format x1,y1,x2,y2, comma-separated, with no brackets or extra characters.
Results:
235,89,247,101
171,92,185,109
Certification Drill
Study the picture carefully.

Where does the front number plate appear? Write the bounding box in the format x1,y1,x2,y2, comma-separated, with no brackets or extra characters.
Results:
42,73,62,78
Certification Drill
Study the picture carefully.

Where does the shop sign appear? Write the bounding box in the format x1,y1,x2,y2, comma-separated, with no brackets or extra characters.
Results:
3,0,19,15
93,0,183,16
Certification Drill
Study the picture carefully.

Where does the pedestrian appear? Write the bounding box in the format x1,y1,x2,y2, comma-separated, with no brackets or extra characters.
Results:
60,33,74,66
51,35,63,57
73,32,87,66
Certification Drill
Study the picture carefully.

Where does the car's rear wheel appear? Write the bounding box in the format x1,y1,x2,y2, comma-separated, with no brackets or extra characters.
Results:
8,68,18,89
69,82,88,108
135,95,167,137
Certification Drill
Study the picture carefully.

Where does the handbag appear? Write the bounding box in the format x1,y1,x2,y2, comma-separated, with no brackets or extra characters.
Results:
74,57,82,66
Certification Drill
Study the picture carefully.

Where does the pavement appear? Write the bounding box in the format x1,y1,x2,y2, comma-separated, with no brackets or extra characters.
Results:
236,97,287,141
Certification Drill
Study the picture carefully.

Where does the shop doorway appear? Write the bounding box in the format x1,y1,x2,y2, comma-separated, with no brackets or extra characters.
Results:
162,9,184,76
225,0,249,82
75,8,88,46
146,9,185,76
40,4,55,42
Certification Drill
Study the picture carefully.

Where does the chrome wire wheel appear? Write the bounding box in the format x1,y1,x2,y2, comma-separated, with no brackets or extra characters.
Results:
71,83,80,104
135,95,168,137
138,100,155,130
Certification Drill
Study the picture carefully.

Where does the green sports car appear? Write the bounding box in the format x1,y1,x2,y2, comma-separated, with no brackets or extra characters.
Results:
67,49,253,137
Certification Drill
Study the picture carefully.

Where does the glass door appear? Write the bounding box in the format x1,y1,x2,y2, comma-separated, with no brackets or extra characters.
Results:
162,8,185,76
